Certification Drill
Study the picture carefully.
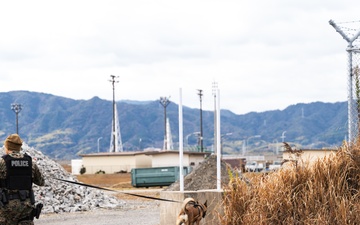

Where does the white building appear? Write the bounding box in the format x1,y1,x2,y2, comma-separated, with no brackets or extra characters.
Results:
79,150,210,174
282,148,337,165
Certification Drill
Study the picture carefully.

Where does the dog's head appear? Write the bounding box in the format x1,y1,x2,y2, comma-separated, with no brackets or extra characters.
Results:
176,198,208,225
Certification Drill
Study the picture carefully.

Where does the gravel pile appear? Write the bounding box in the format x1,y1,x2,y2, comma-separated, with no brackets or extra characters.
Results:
2,143,124,214
166,154,234,191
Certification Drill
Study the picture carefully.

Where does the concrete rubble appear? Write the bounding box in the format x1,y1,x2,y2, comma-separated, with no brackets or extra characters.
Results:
2,143,124,214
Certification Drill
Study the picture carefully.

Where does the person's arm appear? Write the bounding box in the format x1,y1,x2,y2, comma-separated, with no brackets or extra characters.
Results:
0,158,6,179
32,164,45,186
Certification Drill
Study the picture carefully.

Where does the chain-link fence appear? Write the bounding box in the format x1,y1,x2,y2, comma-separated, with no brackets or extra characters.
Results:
330,20,360,143
349,50,360,143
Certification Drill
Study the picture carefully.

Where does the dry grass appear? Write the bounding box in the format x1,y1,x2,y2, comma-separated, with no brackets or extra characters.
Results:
221,141,360,225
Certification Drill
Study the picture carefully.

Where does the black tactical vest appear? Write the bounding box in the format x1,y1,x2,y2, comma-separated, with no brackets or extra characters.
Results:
1,154,32,190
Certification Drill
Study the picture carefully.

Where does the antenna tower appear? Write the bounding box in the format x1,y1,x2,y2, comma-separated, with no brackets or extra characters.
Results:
109,75,123,152
330,20,360,143
11,103,22,134
159,97,170,150
165,117,174,150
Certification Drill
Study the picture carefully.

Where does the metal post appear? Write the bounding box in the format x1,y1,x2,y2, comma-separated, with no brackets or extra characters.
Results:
221,133,232,154
273,139,279,155
185,132,200,150
281,131,286,143
159,97,170,150
246,135,261,152
97,137,103,153
178,88,184,192
216,88,221,191
197,89,203,152
11,103,22,134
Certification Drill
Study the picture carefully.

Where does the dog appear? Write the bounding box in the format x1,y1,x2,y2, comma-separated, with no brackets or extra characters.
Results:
176,197,208,225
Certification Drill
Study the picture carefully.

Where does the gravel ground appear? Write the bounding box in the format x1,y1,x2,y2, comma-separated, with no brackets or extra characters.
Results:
36,195,161,225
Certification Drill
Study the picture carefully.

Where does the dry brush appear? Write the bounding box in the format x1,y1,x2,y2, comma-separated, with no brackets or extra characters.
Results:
221,142,360,224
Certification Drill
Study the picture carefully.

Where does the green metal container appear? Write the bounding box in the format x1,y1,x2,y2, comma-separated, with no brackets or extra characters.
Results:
131,166,192,188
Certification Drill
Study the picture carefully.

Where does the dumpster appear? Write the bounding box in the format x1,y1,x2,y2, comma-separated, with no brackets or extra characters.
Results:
131,166,192,188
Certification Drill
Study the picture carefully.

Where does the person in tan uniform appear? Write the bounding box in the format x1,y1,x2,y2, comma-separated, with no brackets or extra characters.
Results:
0,134,45,225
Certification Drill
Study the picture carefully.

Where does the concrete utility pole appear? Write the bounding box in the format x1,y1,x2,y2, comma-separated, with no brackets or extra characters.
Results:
159,97,170,150
11,103,22,134
212,81,218,153
197,89,204,152
109,75,119,153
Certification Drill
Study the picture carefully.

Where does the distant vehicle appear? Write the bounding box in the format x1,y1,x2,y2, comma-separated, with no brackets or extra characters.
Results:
269,161,282,171
245,161,264,172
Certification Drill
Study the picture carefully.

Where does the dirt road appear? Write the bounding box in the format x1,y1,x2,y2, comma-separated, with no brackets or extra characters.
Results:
36,170,162,224
36,199,160,225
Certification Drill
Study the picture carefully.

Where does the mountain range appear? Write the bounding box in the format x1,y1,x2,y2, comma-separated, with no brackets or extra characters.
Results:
0,91,347,160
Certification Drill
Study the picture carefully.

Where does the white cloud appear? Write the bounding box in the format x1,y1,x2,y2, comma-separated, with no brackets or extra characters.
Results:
0,0,359,114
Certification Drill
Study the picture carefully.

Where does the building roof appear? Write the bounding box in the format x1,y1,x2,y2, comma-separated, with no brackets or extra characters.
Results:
283,148,338,153
79,150,210,157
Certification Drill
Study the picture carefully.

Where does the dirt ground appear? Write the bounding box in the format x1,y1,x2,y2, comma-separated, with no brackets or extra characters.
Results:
59,164,161,201
61,163,132,189
76,173,133,188
39,165,162,225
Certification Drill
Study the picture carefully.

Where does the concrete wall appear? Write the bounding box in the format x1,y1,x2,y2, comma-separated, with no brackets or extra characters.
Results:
80,151,209,174
134,154,152,168
188,154,207,167
283,149,337,165
152,153,206,168
160,190,223,225
82,155,138,174
71,159,83,175
152,153,189,167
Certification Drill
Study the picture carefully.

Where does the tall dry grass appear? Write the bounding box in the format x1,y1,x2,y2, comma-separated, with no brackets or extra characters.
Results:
221,142,360,225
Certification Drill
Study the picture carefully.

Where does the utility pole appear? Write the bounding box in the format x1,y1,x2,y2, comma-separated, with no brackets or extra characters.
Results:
159,97,170,150
11,103,22,134
212,81,218,153
109,75,119,153
197,89,204,152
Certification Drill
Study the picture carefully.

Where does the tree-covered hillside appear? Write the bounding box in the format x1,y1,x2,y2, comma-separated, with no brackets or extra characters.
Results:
0,91,347,160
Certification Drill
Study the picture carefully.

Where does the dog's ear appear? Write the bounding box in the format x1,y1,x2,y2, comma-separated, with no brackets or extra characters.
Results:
204,200,208,207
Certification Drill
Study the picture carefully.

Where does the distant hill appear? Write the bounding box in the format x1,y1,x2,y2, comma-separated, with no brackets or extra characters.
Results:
0,91,347,160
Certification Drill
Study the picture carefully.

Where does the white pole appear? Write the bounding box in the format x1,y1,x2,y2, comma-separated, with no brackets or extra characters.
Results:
179,88,184,192
97,137,102,153
216,89,221,191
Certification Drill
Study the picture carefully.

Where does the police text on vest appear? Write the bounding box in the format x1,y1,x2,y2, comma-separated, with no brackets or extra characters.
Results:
11,160,29,167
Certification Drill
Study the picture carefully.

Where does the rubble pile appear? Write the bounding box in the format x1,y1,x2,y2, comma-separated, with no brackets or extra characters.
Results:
166,154,234,191
8,143,124,213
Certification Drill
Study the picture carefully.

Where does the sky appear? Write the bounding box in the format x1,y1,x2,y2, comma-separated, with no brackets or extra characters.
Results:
1,0,360,115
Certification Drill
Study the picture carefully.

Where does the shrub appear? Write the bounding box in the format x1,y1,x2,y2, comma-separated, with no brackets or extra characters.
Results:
80,165,86,175
95,170,105,174
220,141,360,224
